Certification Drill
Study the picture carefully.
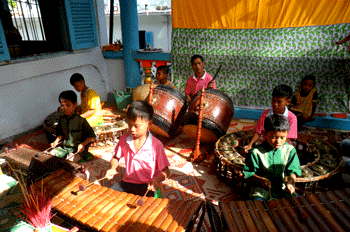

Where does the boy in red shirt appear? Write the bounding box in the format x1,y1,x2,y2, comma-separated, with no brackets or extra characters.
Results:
105,101,170,196
184,54,216,103
244,85,297,152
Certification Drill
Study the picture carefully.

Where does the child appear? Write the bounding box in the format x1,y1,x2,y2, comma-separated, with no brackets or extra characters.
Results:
243,114,301,200
184,54,216,103
70,73,104,127
290,75,317,130
335,33,350,53
50,90,96,162
244,84,298,151
154,65,175,89
105,101,170,196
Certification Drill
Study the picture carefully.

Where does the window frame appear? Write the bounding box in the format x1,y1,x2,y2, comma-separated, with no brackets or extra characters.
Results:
0,0,98,62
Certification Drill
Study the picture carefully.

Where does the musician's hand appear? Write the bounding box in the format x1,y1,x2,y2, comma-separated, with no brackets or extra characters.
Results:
51,140,59,148
149,179,160,191
105,168,118,180
286,183,295,194
243,144,252,153
261,179,271,189
284,174,296,194
76,144,84,154
207,82,214,89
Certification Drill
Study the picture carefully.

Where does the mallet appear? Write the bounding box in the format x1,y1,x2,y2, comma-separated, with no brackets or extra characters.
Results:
72,176,108,195
129,188,151,208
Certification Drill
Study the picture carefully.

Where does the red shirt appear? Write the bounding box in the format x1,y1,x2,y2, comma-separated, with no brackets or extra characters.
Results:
184,71,217,96
254,108,298,139
114,132,170,184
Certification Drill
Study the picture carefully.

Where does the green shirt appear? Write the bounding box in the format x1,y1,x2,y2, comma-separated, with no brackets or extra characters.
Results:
56,112,96,153
243,141,301,200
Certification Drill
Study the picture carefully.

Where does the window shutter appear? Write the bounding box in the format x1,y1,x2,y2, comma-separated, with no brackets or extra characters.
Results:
0,21,10,61
65,0,98,50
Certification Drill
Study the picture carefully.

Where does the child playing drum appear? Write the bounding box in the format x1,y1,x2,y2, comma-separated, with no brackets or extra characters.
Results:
184,54,216,103
105,101,170,197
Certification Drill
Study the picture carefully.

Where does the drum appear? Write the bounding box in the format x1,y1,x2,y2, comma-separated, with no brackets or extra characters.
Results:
33,169,204,232
132,83,158,102
183,89,234,143
148,85,187,137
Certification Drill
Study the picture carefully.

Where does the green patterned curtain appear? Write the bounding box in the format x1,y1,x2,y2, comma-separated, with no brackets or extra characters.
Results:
171,24,350,113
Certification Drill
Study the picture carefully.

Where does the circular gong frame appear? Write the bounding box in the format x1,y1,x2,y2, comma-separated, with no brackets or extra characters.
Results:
214,130,343,185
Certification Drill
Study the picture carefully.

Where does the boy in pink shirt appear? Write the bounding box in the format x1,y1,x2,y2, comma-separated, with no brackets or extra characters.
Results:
105,101,170,196
244,84,297,152
185,54,217,103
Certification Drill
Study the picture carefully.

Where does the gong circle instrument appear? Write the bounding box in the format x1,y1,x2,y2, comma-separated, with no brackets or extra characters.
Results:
32,169,203,232
148,85,187,138
183,89,234,143
214,130,343,192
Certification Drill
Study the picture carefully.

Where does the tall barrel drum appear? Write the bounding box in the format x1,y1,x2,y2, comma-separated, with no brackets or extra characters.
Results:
148,85,187,137
183,89,234,143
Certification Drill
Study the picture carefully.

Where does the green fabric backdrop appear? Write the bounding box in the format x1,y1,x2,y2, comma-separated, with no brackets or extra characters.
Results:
171,24,350,113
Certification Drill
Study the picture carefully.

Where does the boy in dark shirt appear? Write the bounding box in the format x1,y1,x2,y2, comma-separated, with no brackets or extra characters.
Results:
50,90,96,162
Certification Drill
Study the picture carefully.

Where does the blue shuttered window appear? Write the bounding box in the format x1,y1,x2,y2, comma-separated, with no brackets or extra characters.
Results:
0,0,98,62
0,20,10,61
65,0,98,50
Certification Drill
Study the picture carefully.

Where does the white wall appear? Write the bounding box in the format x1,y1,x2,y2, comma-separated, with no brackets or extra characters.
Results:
105,13,172,51
0,48,110,142
105,59,126,92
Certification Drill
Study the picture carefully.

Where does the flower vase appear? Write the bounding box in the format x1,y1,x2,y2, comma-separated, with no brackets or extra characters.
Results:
33,224,53,232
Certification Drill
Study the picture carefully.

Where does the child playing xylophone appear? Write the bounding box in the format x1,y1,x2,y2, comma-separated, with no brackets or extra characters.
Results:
50,90,96,162
105,101,170,197
243,114,301,200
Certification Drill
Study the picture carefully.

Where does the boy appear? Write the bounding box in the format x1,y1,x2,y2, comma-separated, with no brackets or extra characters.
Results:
243,114,301,200
50,90,96,162
244,84,297,151
70,73,104,127
185,54,216,103
290,75,317,130
105,101,170,196
154,65,175,89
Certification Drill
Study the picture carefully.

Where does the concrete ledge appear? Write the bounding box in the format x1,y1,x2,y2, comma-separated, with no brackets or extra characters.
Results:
234,107,350,131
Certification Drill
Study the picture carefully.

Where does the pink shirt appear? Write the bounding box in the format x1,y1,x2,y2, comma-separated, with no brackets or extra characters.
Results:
254,108,298,139
184,71,217,96
114,132,170,184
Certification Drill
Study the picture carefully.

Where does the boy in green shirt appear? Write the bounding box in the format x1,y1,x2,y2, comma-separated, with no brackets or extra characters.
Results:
243,114,301,200
50,90,96,162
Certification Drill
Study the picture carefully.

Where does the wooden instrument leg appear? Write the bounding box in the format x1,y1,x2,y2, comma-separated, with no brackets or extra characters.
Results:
192,87,205,162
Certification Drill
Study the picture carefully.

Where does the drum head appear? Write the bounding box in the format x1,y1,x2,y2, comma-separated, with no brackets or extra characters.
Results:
192,88,233,107
154,85,186,102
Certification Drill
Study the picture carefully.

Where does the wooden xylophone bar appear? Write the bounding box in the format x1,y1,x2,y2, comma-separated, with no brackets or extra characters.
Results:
219,188,350,232
33,170,203,232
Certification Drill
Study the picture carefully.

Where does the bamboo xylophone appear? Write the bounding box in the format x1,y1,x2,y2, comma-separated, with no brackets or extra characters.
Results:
33,169,203,232
219,188,350,232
